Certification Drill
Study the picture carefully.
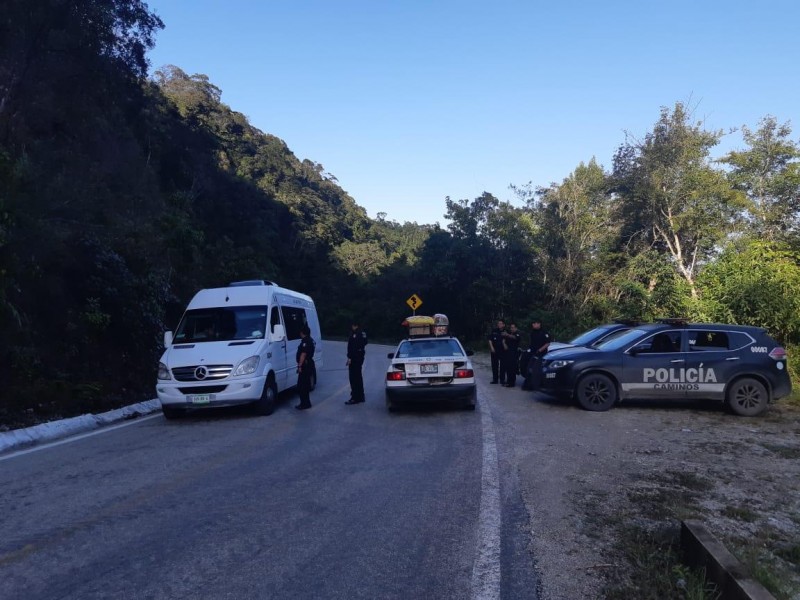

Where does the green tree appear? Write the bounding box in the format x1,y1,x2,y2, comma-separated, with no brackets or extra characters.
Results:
720,116,800,240
521,159,617,317
612,103,747,299
699,239,800,344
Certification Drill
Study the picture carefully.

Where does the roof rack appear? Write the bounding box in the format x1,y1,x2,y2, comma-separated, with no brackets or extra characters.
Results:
229,280,277,287
402,314,450,338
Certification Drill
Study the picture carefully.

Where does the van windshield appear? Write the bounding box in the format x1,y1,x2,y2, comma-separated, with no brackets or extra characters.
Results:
174,306,268,343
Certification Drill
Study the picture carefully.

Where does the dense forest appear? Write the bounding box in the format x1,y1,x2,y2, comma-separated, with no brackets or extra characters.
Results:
2,1,799,426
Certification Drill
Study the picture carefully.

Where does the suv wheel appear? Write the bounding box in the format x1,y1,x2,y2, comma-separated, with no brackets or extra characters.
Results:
576,374,617,412
727,377,769,417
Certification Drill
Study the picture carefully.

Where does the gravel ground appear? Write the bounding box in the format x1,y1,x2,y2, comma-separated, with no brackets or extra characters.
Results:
474,353,800,599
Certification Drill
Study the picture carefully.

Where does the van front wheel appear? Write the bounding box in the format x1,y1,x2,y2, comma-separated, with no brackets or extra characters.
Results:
255,377,277,416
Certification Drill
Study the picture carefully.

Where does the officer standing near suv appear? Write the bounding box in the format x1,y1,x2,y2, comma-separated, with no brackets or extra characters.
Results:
345,320,368,404
488,320,506,384
523,317,551,391
501,323,522,387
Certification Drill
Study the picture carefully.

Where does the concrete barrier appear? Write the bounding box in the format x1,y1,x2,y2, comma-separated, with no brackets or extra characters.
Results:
681,520,776,600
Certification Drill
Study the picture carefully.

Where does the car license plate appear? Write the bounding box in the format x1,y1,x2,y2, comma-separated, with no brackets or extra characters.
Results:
188,394,213,404
545,373,556,379
420,364,438,374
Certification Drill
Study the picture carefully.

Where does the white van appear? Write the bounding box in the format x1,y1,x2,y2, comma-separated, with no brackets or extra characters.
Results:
156,280,323,419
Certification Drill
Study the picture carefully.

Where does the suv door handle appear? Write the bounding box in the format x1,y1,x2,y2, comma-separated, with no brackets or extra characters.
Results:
670,359,685,364
726,357,740,361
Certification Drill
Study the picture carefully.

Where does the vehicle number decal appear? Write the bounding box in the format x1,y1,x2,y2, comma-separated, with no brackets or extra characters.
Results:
751,346,768,353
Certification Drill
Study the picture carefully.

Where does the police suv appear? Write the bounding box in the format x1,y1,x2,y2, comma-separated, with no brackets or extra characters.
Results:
541,319,791,416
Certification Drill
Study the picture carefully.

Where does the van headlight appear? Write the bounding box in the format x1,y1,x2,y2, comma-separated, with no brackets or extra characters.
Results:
157,362,172,380
548,360,574,370
233,356,260,376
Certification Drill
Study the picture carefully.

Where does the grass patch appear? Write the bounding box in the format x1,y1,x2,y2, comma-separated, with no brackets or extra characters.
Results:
720,505,758,522
602,525,720,600
732,544,798,599
760,442,800,459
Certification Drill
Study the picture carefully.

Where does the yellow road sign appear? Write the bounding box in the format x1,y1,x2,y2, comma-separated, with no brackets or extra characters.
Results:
406,294,423,311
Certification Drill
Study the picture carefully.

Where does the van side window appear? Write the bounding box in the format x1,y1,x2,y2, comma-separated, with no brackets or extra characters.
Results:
281,306,307,340
270,306,281,334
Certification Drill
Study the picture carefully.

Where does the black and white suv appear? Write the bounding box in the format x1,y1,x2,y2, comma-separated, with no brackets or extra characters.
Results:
541,320,791,416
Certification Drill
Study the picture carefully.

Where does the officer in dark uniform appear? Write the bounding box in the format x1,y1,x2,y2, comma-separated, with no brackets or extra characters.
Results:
501,323,522,387
488,320,505,384
295,324,315,410
345,320,368,404
522,318,551,391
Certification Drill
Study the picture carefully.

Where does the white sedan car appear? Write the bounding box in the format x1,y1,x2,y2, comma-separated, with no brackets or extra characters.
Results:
385,336,477,411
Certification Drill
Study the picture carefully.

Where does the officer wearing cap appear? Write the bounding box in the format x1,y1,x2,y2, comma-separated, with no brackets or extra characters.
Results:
345,320,368,404
501,323,522,387
488,320,505,384
523,317,551,391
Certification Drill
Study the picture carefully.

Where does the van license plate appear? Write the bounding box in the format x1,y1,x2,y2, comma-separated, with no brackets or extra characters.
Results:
188,394,212,404
420,364,438,374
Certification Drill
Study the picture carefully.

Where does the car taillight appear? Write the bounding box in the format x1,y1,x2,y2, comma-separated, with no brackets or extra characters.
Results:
454,368,473,379
387,371,406,381
769,347,787,360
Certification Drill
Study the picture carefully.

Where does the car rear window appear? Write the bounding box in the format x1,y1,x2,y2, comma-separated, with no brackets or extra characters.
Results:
396,339,465,358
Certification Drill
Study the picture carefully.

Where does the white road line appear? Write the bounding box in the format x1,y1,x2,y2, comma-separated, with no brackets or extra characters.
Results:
0,413,163,462
471,393,502,599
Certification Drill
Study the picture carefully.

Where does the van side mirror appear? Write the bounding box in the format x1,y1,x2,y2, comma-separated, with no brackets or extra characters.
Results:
271,324,286,342
164,331,173,347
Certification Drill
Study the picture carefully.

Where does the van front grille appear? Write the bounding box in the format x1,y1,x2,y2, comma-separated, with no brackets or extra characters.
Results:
172,364,233,382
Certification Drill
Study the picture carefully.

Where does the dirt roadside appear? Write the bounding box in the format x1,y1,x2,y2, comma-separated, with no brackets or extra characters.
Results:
474,354,800,600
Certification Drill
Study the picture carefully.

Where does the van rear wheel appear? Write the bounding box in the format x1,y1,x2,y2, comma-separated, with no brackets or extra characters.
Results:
310,363,317,391
255,377,277,416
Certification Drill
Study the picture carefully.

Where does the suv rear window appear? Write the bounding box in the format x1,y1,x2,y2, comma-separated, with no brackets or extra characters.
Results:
689,330,752,351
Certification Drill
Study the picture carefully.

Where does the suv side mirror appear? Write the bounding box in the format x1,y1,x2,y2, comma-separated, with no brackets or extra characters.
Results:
271,324,286,342
164,331,173,347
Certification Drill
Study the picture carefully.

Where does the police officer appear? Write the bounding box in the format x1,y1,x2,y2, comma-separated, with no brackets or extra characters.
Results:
488,320,505,384
345,320,368,405
295,324,315,410
501,323,522,387
523,318,551,391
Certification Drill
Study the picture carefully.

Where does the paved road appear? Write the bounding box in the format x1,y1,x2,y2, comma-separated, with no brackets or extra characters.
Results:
0,341,539,600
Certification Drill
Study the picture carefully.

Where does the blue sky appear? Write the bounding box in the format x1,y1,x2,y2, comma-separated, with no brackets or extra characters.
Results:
145,0,799,225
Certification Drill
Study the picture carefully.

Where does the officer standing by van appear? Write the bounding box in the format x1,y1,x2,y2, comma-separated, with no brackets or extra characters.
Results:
488,320,505,384
523,318,551,391
345,320,368,404
295,324,315,410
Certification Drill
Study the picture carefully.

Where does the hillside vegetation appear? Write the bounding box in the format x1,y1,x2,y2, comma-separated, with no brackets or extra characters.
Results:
1,1,799,426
